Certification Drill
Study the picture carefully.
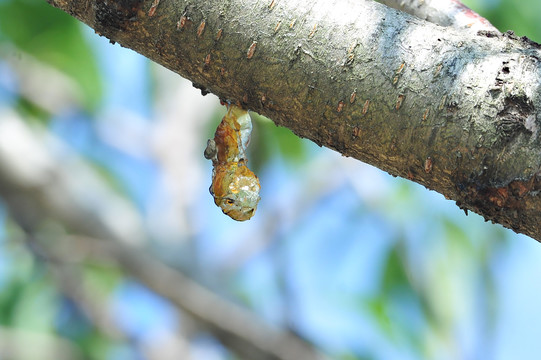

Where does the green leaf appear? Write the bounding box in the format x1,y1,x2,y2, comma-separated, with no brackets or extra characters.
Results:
363,296,393,337
83,263,123,296
441,218,471,250
463,0,541,42
250,113,307,172
0,0,102,111
380,243,412,296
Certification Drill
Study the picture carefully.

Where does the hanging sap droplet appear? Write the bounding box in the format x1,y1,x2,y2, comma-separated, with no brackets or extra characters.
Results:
205,104,261,221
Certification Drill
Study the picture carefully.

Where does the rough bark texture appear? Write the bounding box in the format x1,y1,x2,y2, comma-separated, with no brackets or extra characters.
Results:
46,0,541,241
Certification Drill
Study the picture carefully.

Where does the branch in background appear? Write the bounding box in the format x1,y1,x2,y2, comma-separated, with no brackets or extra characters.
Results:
59,234,329,360
25,233,127,341
0,326,83,360
46,0,541,241
377,0,498,31
0,109,146,245
0,109,327,360
24,230,196,360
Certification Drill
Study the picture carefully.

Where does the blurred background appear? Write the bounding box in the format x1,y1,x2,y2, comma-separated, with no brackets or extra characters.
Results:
0,0,540,359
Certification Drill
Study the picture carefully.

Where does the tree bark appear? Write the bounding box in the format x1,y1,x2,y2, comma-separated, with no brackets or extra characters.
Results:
46,0,541,241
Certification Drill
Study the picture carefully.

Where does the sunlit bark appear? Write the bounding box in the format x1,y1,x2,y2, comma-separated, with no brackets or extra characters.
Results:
46,0,541,240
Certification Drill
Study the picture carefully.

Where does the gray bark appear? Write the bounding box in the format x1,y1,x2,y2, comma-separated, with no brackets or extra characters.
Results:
46,0,541,241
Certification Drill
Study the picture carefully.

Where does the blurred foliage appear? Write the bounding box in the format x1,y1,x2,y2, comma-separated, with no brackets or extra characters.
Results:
464,0,541,41
251,113,307,173
0,1,539,360
0,220,117,359
15,96,51,124
0,0,102,111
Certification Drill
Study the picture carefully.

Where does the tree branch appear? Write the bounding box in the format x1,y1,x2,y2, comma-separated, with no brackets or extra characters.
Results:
25,233,128,342
0,326,83,360
58,234,329,360
377,0,499,31
46,0,541,241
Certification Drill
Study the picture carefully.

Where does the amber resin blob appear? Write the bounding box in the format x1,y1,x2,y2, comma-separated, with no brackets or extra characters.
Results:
204,105,261,221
